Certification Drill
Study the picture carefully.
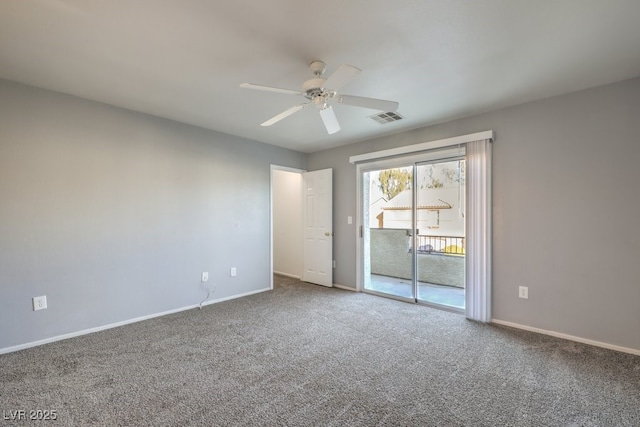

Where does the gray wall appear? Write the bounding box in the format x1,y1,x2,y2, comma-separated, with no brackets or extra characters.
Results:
0,80,306,350
308,77,640,351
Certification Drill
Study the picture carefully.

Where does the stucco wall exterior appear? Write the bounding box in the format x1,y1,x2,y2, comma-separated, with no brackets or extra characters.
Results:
370,229,464,287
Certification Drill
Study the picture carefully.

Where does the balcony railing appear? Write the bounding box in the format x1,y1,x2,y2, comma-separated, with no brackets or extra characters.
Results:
370,229,465,287
415,235,465,255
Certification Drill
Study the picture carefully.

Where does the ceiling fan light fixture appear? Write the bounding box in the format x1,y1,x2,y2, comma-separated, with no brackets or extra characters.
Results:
312,95,325,106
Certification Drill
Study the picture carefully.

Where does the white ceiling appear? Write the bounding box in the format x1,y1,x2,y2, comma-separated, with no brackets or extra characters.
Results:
1,0,640,153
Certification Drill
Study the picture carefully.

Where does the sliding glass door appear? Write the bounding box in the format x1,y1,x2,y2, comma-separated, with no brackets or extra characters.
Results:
360,152,466,310
363,165,415,302
415,159,465,309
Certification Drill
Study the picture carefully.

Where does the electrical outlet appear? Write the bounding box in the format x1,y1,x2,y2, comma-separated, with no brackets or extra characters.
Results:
230,267,236,277
333,260,336,268
33,295,47,311
518,286,529,299
201,272,209,282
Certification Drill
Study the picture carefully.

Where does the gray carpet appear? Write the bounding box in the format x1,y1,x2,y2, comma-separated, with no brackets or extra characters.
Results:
1,275,639,426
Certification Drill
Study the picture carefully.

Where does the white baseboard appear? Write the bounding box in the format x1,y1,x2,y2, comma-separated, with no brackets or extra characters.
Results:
333,283,356,292
0,287,270,355
273,271,301,279
491,319,640,356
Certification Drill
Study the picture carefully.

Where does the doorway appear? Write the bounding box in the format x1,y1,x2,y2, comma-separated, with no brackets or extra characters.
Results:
271,166,304,287
270,166,334,288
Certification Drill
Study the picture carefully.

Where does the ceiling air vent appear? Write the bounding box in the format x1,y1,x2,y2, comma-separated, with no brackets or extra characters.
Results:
370,111,404,124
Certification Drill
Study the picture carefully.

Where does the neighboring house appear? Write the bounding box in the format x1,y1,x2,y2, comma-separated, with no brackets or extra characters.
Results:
378,188,464,238
371,160,466,238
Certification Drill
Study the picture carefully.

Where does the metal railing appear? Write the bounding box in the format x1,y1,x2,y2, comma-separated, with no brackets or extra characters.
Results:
415,235,465,255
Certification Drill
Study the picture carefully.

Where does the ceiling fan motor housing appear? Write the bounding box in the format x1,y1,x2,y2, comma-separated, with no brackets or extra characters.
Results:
302,77,327,101
304,61,331,102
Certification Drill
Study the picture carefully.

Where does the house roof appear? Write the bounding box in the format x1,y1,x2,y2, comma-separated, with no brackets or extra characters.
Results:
383,202,452,211
381,190,452,210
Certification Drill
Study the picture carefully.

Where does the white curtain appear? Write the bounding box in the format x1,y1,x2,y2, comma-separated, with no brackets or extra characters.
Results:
465,139,492,322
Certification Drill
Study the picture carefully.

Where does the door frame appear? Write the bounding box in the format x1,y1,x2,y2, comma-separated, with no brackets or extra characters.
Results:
355,147,465,294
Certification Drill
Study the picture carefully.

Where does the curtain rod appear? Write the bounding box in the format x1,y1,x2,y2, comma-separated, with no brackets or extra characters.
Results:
349,130,494,164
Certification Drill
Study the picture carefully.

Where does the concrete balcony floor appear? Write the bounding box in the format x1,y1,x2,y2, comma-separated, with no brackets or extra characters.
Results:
367,274,465,309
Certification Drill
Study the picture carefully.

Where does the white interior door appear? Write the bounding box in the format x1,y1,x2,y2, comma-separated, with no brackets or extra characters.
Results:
302,168,333,287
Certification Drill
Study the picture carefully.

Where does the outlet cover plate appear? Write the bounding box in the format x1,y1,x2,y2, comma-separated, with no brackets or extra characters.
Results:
33,295,47,311
518,286,529,299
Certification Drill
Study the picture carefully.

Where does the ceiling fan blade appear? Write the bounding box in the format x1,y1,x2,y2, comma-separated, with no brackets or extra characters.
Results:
261,103,308,126
240,83,301,96
337,95,399,112
319,106,341,135
323,64,361,91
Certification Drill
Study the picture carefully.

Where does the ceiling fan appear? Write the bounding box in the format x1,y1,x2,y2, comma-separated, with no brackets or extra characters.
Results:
240,61,399,135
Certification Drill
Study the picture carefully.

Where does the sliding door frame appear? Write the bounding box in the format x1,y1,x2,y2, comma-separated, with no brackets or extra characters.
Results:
414,156,466,313
356,150,465,300
352,130,494,320
359,159,418,302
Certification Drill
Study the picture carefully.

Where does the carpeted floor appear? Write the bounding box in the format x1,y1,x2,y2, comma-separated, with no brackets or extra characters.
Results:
1,275,639,426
